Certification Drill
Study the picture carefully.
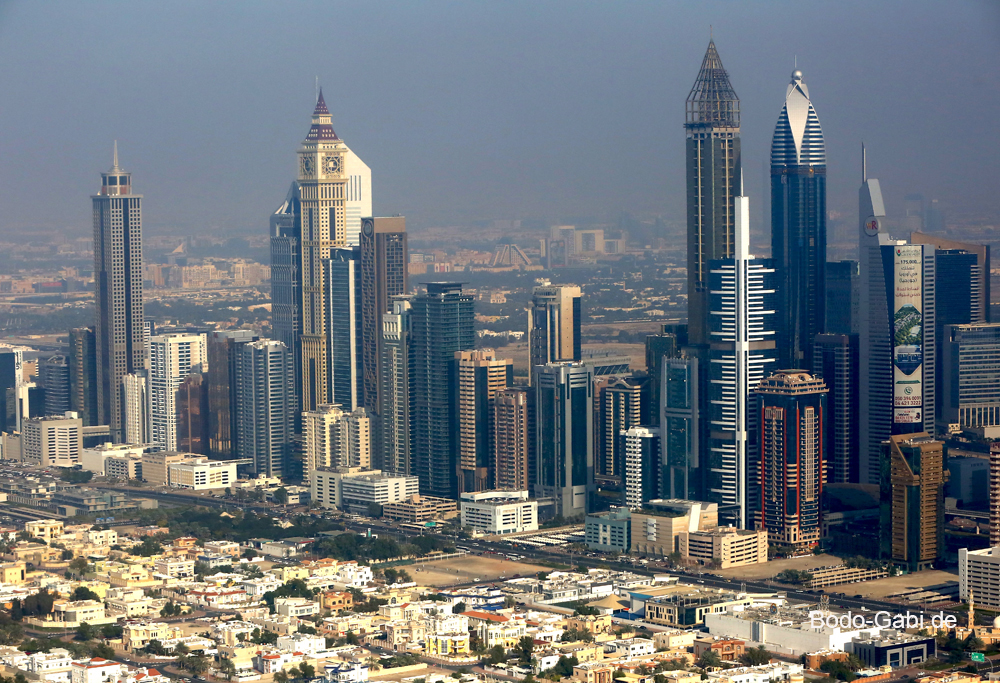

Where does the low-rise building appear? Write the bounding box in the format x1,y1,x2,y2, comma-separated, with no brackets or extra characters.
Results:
643,589,754,627
460,490,538,535
168,457,236,490
960,547,1000,610
694,636,746,662
123,622,182,652
154,558,195,579
309,467,418,511
602,637,655,660
679,528,768,569
629,500,718,556
274,597,320,618
25,519,64,543
382,494,458,522
846,631,937,669
585,508,631,553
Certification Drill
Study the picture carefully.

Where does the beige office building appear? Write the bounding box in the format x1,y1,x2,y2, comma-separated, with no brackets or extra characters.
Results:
22,413,82,467
527,283,581,383
494,387,532,492
141,451,188,486
303,404,373,475
679,528,768,569
455,350,512,492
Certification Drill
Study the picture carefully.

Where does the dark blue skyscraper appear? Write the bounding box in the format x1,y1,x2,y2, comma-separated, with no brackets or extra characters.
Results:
771,70,826,370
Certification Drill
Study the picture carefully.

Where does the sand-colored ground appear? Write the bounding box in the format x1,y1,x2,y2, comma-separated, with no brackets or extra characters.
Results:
411,555,551,587
715,553,846,580
838,569,959,600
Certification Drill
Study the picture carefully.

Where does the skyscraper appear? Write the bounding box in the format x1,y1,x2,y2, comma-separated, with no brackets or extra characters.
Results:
825,261,859,335
122,371,149,445
534,362,594,518
327,247,363,410
685,40,741,348
622,427,661,510
454,349,513,492
494,387,533,492
206,330,258,458
858,158,937,484
270,182,302,422
303,403,373,474
771,70,827,369
236,340,294,477
379,296,413,475
706,192,777,527
176,373,208,454
527,283,581,382
598,376,647,480
149,333,207,452
660,356,699,500
644,327,684,426
68,327,98,427
361,216,408,411
294,92,372,412
411,283,475,498
754,370,827,551
813,333,859,483
40,356,70,417
881,432,947,571
940,323,1000,433
92,145,144,441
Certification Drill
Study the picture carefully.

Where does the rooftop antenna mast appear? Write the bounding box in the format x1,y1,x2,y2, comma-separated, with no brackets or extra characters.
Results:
315,76,319,102
862,142,867,183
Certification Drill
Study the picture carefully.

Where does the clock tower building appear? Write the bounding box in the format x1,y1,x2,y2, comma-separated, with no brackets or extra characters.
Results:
296,91,372,411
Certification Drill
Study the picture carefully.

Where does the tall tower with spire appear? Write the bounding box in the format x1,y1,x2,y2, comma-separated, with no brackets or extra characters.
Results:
771,69,827,370
93,143,145,442
294,91,372,411
685,39,741,348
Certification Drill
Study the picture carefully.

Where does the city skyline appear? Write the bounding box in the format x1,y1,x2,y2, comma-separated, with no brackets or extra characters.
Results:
1,2,998,239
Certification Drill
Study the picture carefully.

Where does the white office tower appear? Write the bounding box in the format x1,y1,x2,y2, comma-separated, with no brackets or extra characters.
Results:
304,403,373,474
23,413,82,467
858,149,936,484
236,340,293,477
122,371,149,445
326,248,363,410
379,297,413,475
149,333,206,452
706,191,778,528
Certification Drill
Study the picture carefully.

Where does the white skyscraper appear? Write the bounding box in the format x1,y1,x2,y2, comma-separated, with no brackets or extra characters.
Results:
303,403,373,475
122,371,149,445
149,333,206,452
379,296,413,475
707,189,778,528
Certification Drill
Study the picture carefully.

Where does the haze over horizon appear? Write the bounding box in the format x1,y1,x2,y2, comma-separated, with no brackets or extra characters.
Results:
1,1,998,240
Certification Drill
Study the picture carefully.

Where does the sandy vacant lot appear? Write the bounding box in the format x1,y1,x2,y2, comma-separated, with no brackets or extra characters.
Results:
839,569,959,600
411,555,551,587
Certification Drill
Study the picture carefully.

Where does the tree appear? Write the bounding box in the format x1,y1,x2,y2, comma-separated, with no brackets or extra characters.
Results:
367,502,383,518
69,557,89,575
242,548,258,560
219,659,237,681
75,622,97,641
516,635,534,664
965,635,986,652
274,672,289,683
697,650,722,669
739,645,772,667
144,640,166,656
344,631,359,646
71,586,101,602
486,645,507,664
454,602,467,614
820,660,856,682
90,643,115,660
299,663,315,679
273,487,289,505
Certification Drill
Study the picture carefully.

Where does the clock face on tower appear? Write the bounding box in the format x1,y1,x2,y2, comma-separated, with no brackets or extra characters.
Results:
300,156,315,177
323,155,343,175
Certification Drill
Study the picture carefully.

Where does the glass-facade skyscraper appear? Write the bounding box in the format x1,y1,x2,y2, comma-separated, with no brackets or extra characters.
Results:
771,70,826,370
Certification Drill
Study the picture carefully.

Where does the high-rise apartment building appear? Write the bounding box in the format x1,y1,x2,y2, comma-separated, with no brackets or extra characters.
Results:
0,348,22,434
68,327,98,427
122,371,149,445
176,373,208,454
990,442,1000,547
753,371,827,550
40,356,70,417
303,403,373,474
411,283,475,498
294,93,371,412
941,323,1000,433
825,260,859,335
360,216,408,411
270,181,302,422
206,330,258,458
92,145,145,441
771,70,827,370
527,283,581,382
813,334,859,483
236,340,293,477
494,387,533,492
911,233,990,325
881,432,947,571
661,356,699,500
327,247,363,410
149,333,206,452
454,350,513,492
706,193,777,527
534,362,594,518
622,427,661,510
598,376,647,480
645,326,685,426
379,297,413,475
685,40,741,348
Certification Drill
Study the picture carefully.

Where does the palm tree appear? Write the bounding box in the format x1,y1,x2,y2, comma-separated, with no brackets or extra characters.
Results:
219,659,237,681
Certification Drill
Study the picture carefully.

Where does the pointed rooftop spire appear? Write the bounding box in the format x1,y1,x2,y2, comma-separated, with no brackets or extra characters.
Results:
305,89,338,142
313,88,330,116
685,40,740,128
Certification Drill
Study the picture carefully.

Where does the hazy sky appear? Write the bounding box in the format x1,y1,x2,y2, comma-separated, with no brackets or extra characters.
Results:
1,1,998,238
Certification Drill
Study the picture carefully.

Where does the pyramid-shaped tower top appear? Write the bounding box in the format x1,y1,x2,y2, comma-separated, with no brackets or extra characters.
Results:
305,89,339,142
685,40,740,129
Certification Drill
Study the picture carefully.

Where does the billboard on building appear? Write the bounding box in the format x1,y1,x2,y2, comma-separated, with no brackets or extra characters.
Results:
892,245,923,424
